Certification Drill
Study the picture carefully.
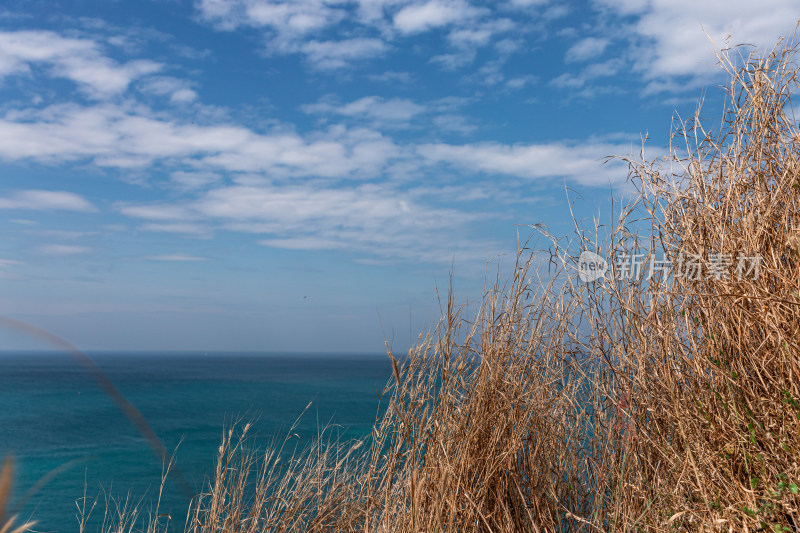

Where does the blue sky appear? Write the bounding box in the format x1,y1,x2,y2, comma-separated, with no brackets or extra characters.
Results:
0,0,796,352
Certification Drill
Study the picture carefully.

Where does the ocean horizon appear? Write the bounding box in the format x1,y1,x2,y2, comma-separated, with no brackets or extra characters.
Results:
0,351,393,533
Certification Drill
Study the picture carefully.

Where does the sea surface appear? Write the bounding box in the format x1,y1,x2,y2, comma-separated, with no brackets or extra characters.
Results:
0,352,392,533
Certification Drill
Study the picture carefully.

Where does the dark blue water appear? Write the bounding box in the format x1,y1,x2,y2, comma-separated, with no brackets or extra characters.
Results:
0,352,392,533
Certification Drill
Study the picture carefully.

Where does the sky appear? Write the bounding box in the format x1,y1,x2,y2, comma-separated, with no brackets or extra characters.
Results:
0,0,797,353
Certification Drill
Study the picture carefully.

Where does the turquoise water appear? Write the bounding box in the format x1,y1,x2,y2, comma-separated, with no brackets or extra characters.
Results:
0,352,392,533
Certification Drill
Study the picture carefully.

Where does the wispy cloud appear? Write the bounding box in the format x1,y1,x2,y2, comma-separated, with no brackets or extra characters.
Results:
302,95,426,124
299,38,388,69
170,171,222,190
393,0,485,34
194,0,528,71
0,92,641,190
119,183,492,262
0,190,97,211
565,37,610,62
0,21,686,268
0,258,22,279
138,76,198,103
195,0,343,35
418,140,638,186
550,58,624,90
431,114,477,134
195,0,387,69
367,70,413,83
0,30,162,98
591,0,800,92
0,103,401,177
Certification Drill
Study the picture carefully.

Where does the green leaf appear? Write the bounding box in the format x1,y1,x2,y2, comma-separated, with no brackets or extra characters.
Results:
790,483,798,495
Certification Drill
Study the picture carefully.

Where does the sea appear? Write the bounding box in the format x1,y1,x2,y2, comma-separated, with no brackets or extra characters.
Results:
0,352,393,533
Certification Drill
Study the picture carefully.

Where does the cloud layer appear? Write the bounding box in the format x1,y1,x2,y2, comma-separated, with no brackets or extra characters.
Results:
0,190,97,211
0,30,162,98
2,5,795,266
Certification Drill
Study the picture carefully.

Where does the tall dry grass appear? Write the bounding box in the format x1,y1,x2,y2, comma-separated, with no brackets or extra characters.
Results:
175,261,592,532
568,37,800,531
14,33,800,533
1,457,35,533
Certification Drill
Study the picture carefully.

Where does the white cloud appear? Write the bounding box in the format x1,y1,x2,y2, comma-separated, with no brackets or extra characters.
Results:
108,131,648,261
593,0,800,90
120,184,488,261
246,1,339,34
201,126,401,176
194,0,520,70
473,58,506,85
0,190,97,211
367,70,413,83
303,96,426,123
170,171,222,190
195,1,388,68
550,58,624,89
196,0,342,35
0,30,162,98
431,114,476,134
0,104,242,163
565,37,610,62
0,103,401,178
430,51,476,69
418,141,637,186
303,95,477,134
448,28,492,47
0,20,655,265
393,0,483,33
0,95,637,191
120,183,490,262
139,76,198,103
505,74,537,90
300,38,388,69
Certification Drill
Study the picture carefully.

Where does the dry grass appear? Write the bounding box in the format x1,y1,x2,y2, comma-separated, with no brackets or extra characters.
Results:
567,37,800,531
0,457,36,533
11,32,800,533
